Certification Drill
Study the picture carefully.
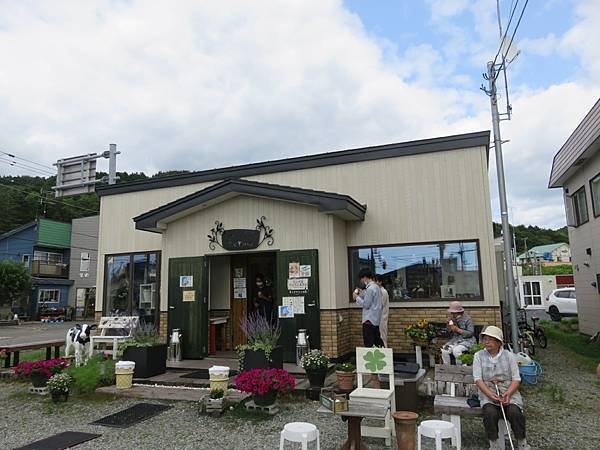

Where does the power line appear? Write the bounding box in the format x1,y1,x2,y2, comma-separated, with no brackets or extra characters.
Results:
499,0,529,79
0,150,55,171
490,0,520,70
0,158,54,177
0,183,99,214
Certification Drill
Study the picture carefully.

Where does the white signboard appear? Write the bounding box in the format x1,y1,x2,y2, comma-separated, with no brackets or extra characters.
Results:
233,277,246,289
287,278,308,291
234,288,247,299
282,296,305,314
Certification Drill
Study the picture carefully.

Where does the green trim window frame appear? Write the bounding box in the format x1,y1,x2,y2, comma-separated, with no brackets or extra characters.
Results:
590,173,600,218
348,239,484,303
103,251,161,325
572,186,589,226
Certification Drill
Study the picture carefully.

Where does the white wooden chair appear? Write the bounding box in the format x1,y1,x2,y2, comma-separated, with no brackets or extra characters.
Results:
90,316,139,359
349,347,396,446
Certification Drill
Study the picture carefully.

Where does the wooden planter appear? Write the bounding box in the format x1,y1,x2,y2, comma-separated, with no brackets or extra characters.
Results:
336,371,356,391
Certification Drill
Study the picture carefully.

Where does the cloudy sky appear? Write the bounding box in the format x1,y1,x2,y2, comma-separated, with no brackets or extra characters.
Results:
0,0,599,228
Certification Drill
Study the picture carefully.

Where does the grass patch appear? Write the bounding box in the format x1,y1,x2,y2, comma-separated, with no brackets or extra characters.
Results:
540,322,600,372
220,401,274,424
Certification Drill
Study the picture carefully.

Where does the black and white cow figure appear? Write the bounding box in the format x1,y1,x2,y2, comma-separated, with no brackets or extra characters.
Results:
65,324,97,365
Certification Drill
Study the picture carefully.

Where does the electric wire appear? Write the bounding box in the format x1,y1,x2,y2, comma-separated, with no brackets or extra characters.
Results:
490,0,520,69
0,183,99,214
0,158,55,176
498,0,529,80
0,150,55,171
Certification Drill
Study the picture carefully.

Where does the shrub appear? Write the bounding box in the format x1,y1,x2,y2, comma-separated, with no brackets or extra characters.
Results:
234,368,295,395
458,343,485,365
209,388,225,399
47,373,73,394
66,353,115,394
236,312,281,368
118,322,161,353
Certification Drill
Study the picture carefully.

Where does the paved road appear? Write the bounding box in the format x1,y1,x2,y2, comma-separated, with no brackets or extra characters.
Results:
0,321,92,346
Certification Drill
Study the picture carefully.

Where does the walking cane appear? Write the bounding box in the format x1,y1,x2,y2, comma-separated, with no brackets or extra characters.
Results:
494,384,515,450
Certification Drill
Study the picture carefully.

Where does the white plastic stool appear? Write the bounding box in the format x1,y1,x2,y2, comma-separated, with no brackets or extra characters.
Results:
279,422,320,450
418,420,460,450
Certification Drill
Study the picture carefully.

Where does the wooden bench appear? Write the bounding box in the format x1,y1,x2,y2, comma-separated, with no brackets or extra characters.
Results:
2,339,64,368
90,316,139,359
433,364,512,450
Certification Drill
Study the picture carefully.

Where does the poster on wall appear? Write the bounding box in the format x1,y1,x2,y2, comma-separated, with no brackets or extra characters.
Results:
180,276,193,288
278,305,294,318
287,278,308,291
282,296,305,314
182,290,196,302
233,277,246,289
299,265,311,277
234,288,247,299
234,267,244,278
288,262,300,278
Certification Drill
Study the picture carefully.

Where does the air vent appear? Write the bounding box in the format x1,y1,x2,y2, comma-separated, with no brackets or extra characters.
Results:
574,158,586,166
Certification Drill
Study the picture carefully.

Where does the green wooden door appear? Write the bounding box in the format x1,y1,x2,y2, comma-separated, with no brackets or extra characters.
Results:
276,250,320,362
168,257,208,359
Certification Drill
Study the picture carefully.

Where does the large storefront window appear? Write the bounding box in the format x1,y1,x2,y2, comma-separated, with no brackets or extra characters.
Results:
349,241,482,302
105,252,160,324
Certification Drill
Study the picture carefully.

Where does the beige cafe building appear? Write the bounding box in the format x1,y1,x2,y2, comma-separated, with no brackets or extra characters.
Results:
94,131,502,362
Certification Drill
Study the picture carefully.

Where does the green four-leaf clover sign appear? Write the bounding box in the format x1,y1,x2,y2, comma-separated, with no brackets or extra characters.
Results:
363,349,387,372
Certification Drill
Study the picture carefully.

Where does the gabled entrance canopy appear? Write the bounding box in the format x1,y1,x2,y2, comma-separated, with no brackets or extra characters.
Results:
134,179,366,233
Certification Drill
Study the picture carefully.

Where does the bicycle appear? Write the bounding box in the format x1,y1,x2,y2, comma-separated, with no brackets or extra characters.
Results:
515,309,548,356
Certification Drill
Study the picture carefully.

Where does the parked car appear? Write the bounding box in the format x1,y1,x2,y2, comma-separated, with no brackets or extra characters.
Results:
546,287,577,321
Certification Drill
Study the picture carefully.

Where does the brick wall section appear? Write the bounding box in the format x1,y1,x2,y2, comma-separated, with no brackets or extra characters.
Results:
159,312,168,343
320,306,501,358
94,312,102,324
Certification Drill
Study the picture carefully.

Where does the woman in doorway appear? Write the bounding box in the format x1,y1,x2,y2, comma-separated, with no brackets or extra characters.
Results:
252,273,273,321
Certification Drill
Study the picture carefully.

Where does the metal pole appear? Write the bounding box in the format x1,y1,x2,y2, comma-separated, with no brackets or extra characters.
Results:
488,61,520,352
108,144,117,185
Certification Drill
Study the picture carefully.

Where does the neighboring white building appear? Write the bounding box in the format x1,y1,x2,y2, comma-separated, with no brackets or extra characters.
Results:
549,97,600,336
516,243,571,265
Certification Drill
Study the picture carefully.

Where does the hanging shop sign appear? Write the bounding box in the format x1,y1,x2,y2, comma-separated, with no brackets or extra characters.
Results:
207,216,274,251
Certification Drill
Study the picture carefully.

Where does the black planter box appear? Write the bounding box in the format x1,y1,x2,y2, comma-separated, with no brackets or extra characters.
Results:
123,345,167,379
243,346,283,371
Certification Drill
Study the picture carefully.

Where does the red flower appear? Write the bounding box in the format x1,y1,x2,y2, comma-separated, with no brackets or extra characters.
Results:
234,368,296,395
12,358,69,380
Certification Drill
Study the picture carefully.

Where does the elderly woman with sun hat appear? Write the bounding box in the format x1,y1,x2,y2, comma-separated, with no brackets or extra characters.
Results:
473,325,530,450
441,300,476,365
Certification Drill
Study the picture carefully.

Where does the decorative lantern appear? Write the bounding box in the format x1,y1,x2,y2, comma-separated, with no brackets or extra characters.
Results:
296,329,310,366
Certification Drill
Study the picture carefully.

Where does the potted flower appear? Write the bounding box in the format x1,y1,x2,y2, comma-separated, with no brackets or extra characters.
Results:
300,349,329,388
119,322,167,378
13,358,69,387
235,368,295,407
207,388,225,408
335,361,356,391
235,312,283,371
47,373,73,402
405,319,437,347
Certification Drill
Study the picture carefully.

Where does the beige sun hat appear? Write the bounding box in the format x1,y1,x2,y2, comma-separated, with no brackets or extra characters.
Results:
480,325,504,342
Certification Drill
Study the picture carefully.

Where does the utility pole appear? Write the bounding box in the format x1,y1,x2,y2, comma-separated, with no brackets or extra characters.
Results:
487,61,520,352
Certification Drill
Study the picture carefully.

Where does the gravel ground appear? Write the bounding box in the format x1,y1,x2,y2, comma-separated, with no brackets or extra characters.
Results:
1,341,599,450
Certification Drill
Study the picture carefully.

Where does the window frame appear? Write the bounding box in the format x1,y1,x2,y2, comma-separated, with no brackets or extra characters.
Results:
103,251,161,325
33,250,64,264
589,172,600,218
523,281,542,306
571,186,589,226
21,254,31,267
347,239,485,303
38,289,60,304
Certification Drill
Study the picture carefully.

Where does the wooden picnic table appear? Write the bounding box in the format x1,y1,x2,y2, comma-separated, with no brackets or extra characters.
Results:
318,401,389,450
2,339,64,368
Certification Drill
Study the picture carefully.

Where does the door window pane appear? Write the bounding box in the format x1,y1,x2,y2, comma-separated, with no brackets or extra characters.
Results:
349,241,482,302
106,255,131,315
133,253,158,324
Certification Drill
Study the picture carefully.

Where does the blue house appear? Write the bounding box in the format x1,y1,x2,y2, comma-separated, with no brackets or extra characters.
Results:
0,218,73,318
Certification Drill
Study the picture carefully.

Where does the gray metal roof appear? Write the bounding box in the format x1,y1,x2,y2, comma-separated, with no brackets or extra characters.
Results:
134,178,367,233
0,221,36,241
98,131,490,197
549,98,600,188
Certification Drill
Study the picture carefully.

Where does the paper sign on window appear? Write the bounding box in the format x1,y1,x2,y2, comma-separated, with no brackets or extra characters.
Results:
233,277,246,288
288,262,300,278
282,296,305,314
287,278,308,291
278,305,294,318
234,288,247,299
299,265,311,277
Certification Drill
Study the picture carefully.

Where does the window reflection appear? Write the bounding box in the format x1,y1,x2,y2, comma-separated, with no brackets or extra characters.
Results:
350,241,481,302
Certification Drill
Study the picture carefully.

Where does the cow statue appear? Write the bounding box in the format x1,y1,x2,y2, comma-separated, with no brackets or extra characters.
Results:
65,323,97,366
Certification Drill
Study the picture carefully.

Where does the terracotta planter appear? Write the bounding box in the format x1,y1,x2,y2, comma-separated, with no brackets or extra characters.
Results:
306,368,327,388
392,411,418,450
253,391,277,406
336,371,356,391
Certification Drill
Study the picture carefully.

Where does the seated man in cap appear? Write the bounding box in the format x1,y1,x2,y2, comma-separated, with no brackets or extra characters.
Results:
441,301,476,365
473,325,530,450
